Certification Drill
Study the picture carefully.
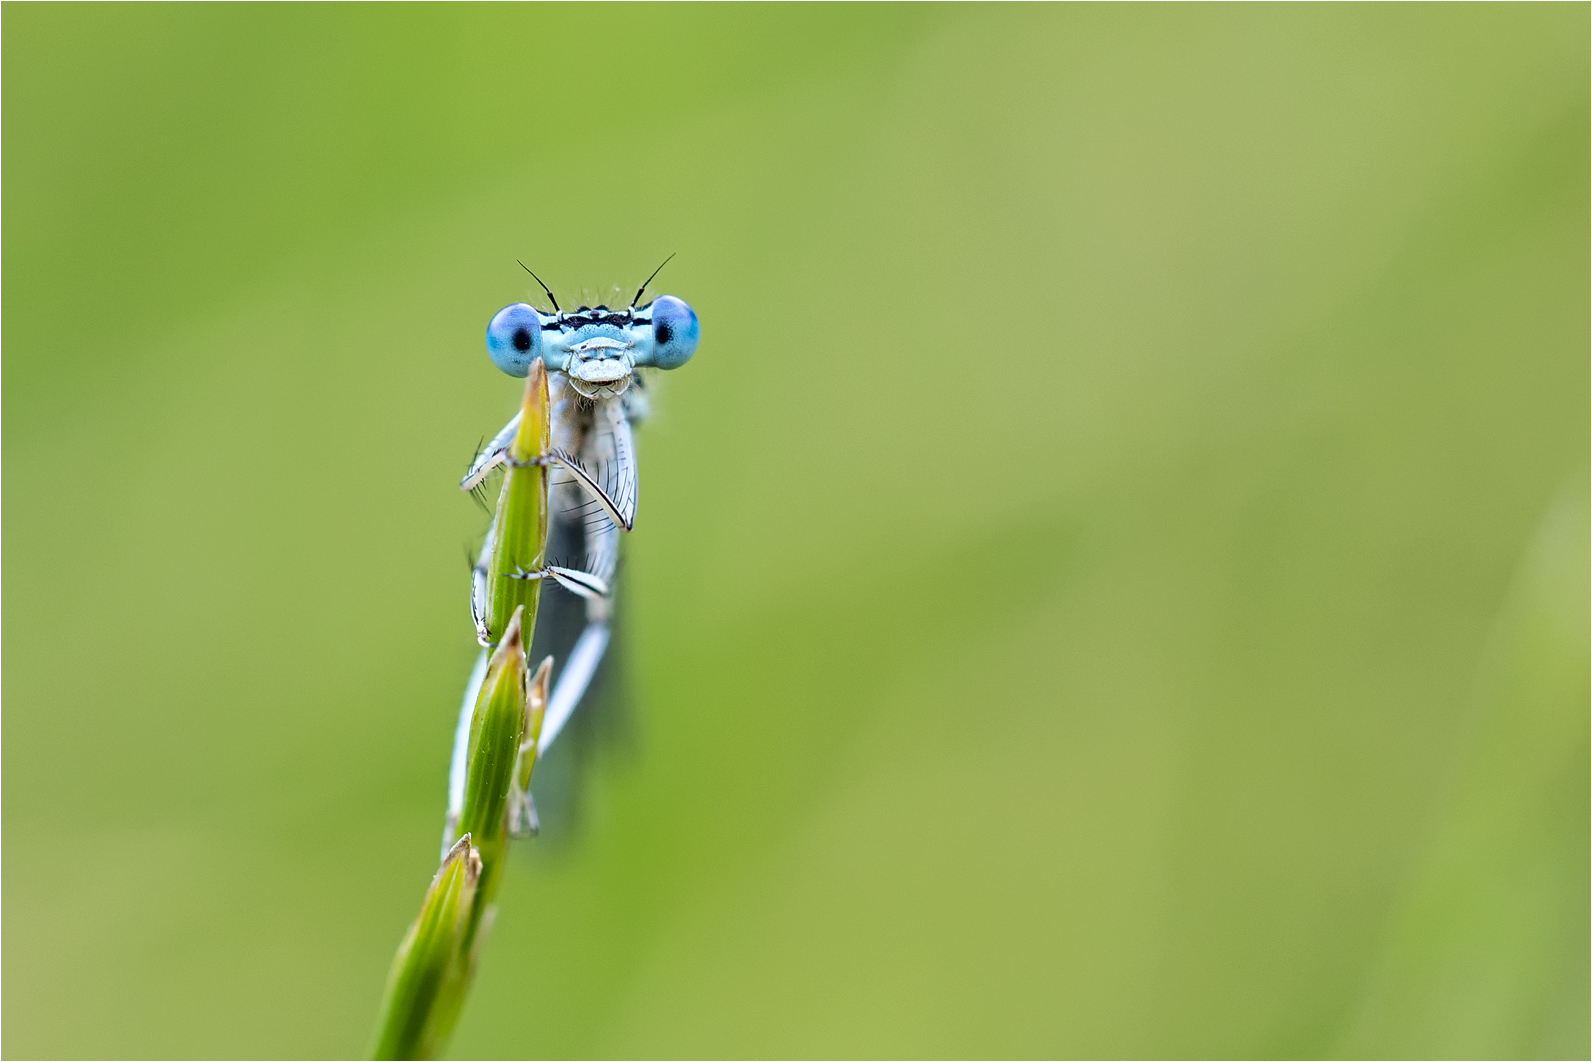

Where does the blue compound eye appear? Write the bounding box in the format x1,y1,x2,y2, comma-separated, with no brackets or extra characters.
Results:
648,295,698,369
485,303,544,377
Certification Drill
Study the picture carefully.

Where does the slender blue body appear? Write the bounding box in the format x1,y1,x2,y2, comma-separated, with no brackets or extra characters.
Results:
445,266,699,847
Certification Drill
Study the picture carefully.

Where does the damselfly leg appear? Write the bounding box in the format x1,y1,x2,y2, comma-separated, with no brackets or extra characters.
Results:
447,388,644,848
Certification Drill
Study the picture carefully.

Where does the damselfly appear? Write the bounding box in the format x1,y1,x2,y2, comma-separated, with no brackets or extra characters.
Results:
444,262,699,843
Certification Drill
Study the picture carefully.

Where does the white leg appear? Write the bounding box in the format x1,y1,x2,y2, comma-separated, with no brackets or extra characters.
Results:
469,522,496,646
460,412,522,491
503,564,610,600
545,397,637,531
463,408,634,532
546,452,633,531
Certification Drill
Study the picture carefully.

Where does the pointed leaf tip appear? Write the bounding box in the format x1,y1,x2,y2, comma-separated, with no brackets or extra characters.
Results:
513,656,553,803
499,605,525,656
510,358,550,464
441,833,482,887
461,608,531,847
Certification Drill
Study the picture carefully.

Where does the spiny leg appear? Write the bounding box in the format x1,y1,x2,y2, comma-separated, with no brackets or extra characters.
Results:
462,409,634,532
504,564,609,600
460,411,522,491
466,459,622,646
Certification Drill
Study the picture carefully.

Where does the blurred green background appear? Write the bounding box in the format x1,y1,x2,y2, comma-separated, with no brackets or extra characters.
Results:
3,5,1586,1058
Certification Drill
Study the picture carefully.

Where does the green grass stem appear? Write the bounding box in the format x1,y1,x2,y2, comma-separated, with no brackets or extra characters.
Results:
372,362,553,1059
370,837,480,1061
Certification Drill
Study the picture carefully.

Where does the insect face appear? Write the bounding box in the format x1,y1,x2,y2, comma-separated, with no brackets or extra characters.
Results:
564,329,635,399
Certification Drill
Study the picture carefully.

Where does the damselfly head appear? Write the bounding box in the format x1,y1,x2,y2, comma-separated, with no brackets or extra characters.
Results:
485,273,699,386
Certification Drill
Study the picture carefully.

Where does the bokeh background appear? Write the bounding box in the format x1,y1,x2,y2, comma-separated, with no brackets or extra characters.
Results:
4,5,1586,1058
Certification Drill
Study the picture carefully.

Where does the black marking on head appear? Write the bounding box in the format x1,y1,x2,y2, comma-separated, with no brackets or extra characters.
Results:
553,306,643,331
517,260,561,313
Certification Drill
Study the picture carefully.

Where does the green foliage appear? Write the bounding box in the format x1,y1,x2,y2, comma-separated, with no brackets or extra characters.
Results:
372,365,554,1059
459,609,529,852
483,361,549,649
371,837,480,1061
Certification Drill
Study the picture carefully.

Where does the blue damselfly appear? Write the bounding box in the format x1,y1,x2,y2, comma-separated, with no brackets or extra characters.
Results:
444,262,699,846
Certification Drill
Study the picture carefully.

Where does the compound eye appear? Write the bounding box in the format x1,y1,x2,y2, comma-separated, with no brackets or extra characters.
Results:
649,295,699,369
485,303,544,377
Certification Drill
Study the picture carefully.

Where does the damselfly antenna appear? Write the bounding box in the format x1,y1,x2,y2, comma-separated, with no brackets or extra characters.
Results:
517,260,561,313
630,253,677,308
